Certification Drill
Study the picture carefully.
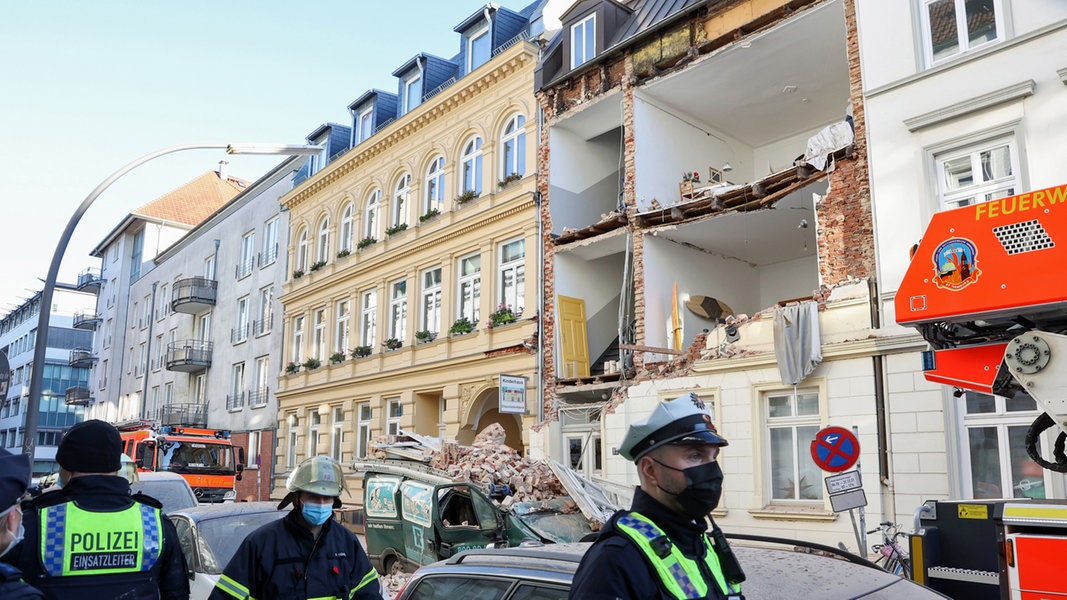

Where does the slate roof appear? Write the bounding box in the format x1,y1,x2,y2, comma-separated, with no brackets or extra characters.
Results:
132,170,249,226
611,0,704,45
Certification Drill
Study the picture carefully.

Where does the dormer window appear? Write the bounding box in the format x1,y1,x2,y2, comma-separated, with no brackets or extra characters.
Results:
401,73,422,116
310,137,330,175
356,108,373,144
467,25,491,73
570,13,596,68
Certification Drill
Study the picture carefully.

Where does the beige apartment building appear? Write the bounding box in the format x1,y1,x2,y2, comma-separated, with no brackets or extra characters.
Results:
275,10,542,500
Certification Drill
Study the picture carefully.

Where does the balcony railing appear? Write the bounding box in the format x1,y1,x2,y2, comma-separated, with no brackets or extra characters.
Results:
171,277,217,314
76,267,102,292
259,244,278,266
165,340,213,372
252,316,273,337
236,256,255,279
248,387,269,408
226,391,246,411
231,324,249,344
69,348,96,367
155,403,207,428
72,311,101,330
65,386,93,406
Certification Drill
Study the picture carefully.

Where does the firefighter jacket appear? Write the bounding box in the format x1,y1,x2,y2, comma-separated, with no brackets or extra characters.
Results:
569,487,742,600
210,508,383,600
2,475,189,600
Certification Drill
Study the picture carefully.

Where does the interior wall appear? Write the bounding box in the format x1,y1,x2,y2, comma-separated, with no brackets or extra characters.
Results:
555,251,625,366
752,128,820,177
758,254,819,308
642,235,759,351
549,126,622,234
632,95,736,212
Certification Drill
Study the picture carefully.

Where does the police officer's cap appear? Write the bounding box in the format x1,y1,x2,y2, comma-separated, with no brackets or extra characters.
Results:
0,447,31,511
618,393,728,462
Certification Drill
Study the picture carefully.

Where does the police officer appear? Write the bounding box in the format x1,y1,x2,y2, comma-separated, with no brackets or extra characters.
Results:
0,448,44,599
570,393,745,599
211,455,383,600
4,420,189,600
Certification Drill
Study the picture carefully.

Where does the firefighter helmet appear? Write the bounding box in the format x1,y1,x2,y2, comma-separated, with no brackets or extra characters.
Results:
286,455,346,497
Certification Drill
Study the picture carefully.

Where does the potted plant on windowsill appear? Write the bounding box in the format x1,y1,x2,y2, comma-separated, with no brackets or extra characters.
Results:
357,236,377,250
285,361,300,375
385,223,408,236
336,249,351,259
302,357,322,371
292,270,305,279
449,317,475,336
350,346,372,359
309,260,327,272
454,189,478,205
329,352,346,365
419,208,440,223
415,329,436,343
382,338,403,351
498,173,522,188
488,303,518,328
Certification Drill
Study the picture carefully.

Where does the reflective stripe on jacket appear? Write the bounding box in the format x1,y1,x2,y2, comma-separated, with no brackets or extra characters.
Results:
615,511,737,600
39,501,161,577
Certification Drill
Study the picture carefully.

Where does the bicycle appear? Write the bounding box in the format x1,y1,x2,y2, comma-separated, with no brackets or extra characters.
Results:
868,520,911,578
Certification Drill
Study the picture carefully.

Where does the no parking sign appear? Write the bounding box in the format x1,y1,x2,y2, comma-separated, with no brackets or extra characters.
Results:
810,426,860,473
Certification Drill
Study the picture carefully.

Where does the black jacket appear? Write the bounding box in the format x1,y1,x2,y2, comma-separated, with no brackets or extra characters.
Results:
0,561,44,600
569,487,735,600
209,508,383,600
2,475,189,600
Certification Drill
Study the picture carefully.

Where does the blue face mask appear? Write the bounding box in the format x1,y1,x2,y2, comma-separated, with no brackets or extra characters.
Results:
301,502,333,526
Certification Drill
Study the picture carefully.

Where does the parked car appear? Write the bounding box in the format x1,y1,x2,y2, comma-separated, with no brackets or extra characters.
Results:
394,540,951,600
168,501,287,599
130,471,198,514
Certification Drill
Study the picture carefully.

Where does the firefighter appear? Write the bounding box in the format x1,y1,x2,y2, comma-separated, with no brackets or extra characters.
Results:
0,448,44,599
569,393,745,600
211,455,383,600
4,419,189,600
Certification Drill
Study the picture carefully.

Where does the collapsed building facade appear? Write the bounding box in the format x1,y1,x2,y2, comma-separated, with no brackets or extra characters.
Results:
531,0,927,546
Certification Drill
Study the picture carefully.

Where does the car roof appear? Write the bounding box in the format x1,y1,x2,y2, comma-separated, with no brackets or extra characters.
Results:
134,471,188,481
169,501,283,523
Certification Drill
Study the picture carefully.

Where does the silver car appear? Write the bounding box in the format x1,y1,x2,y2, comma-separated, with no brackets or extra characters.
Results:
130,471,198,514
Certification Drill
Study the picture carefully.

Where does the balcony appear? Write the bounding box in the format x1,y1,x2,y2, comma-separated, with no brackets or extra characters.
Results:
248,387,269,408
165,340,213,372
72,311,101,330
65,386,93,406
69,348,96,367
76,267,102,292
171,277,217,314
155,403,207,428
230,324,249,344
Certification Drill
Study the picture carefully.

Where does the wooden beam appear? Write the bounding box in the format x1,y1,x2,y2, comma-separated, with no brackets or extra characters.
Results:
619,343,684,356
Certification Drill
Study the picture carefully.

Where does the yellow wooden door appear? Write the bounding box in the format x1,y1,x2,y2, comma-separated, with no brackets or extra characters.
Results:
558,295,590,378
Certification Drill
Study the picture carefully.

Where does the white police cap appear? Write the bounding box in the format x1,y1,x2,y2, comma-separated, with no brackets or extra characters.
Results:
618,392,728,462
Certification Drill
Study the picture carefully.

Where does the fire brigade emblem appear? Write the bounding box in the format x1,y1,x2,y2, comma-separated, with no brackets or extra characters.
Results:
932,238,981,291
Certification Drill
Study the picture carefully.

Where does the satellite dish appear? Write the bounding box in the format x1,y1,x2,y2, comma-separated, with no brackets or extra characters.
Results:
684,295,734,321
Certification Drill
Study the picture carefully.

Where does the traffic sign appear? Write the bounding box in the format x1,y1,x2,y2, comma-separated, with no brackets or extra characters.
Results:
810,426,860,472
829,488,867,512
825,469,862,495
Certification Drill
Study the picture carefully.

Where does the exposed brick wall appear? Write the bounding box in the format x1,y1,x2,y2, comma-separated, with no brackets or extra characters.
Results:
233,428,275,502
536,90,559,420
816,0,875,286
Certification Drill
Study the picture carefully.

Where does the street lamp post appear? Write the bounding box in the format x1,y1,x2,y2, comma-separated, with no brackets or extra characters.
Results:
22,143,322,460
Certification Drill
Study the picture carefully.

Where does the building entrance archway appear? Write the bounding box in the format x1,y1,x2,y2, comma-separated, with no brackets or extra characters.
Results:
457,386,523,454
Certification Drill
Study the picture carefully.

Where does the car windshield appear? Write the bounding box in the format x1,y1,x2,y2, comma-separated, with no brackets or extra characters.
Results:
511,498,598,543
159,440,234,474
198,511,286,574
131,480,197,514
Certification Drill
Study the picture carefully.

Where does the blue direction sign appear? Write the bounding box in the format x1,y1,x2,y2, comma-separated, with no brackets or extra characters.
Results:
810,426,860,473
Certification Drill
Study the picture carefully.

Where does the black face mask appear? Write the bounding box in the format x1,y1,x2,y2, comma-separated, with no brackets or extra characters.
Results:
652,458,724,519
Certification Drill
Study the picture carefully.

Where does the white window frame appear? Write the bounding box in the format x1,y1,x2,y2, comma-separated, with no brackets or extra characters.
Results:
920,0,1003,66
356,402,372,459
291,315,304,363
331,406,345,461
228,362,245,411
256,285,273,336
957,391,1051,500
497,238,525,314
263,217,279,266
364,189,381,240
389,279,408,342
559,406,603,478
361,290,378,348
157,283,169,320
393,173,411,228
466,25,491,73
239,230,256,278
193,374,206,404
570,13,596,68
421,267,442,334
386,398,402,436
248,430,261,469
287,414,299,469
340,203,354,253
204,254,216,280
313,307,327,361
307,410,322,457
935,136,1019,211
460,136,483,196
316,217,330,263
234,295,249,343
197,312,212,342
335,299,350,354
153,334,163,371
296,227,309,273
252,355,269,408
356,107,374,144
458,253,481,324
764,388,824,504
401,72,421,115
425,156,445,215
500,114,526,181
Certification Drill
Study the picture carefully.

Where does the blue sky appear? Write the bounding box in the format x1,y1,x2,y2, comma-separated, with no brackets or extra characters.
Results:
0,0,540,313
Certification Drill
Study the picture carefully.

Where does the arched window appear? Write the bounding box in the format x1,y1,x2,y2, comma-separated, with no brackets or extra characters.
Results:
316,217,330,263
364,189,381,240
424,156,445,215
296,227,309,272
339,203,354,253
460,136,483,196
393,173,411,228
500,114,526,181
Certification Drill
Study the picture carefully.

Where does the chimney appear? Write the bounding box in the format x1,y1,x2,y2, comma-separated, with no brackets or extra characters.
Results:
217,160,230,181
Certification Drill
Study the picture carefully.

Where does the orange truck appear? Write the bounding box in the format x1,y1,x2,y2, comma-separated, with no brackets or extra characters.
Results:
117,420,245,502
